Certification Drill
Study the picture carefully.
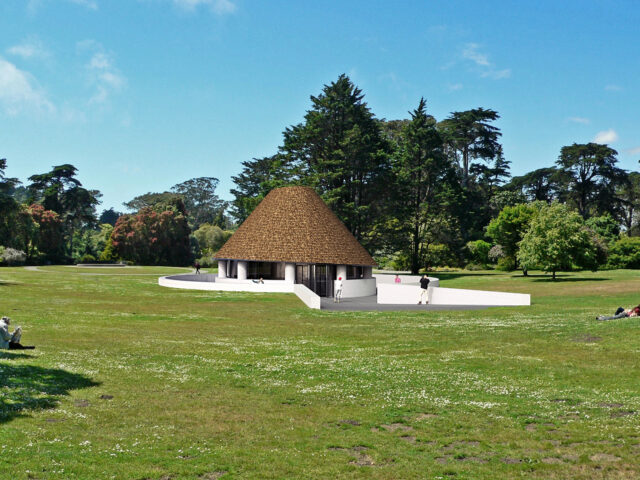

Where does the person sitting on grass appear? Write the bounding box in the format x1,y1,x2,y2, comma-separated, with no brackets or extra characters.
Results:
0,316,35,350
597,305,640,321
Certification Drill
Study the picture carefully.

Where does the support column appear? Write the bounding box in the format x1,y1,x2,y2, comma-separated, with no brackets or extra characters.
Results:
285,262,295,283
363,266,373,278
237,261,247,280
218,260,227,279
337,265,347,280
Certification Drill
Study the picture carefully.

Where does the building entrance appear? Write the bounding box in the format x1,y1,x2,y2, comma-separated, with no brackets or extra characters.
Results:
295,264,335,297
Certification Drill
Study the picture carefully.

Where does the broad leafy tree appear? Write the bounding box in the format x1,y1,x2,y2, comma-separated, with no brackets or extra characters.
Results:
123,192,182,212
171,177,228,230
111,197,191,266
486,202,543,273
518,202,598,280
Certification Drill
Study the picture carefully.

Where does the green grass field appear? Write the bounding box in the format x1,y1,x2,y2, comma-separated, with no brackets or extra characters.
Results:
1,266,639,479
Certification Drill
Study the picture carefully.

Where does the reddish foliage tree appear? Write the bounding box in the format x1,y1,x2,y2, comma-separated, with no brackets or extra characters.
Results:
28,204,65,261
110,201,191,266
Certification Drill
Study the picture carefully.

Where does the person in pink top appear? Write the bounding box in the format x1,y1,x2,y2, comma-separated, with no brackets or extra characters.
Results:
394,275,401,284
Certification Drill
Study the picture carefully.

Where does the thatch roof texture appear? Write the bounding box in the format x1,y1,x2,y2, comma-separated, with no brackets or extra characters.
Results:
215,186,376,266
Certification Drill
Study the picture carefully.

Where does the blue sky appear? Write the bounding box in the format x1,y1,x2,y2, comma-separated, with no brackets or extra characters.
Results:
1,0,639,212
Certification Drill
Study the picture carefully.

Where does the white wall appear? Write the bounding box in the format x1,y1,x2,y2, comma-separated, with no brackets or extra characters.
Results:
293,283,321,309
159,275,294,293
377,283,530,306
159,274,322,308
377,283,425,304
374,274,439,287
429,287,530,306
218,260,227,279
285,263,295,283
334,278,377,298
237,261,247,280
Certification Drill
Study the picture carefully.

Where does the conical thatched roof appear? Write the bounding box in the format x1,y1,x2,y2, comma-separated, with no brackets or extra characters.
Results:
215,186,376,266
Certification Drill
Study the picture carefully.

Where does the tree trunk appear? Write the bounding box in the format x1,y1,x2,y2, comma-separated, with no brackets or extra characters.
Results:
552,270,556,280
522,268,528,277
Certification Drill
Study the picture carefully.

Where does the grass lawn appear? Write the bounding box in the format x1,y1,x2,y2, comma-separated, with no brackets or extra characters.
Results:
1,266,640,479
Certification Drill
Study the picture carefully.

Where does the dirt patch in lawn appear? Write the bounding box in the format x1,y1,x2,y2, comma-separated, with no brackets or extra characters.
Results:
381,423,413,432
572,334,602,343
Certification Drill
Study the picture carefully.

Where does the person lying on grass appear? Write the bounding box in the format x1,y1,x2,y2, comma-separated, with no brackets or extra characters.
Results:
596,305,640,321
0,316,35,350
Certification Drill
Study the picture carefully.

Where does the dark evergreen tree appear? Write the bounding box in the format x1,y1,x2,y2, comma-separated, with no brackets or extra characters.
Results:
438,108,502,186
280,74,391,249
508,167,560,203
385,98,459,273
557,143,625,218
27,164,101,256
98,208,122,226
230,154,294,224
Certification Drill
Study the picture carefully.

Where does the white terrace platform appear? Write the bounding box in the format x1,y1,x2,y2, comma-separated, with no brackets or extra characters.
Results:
159,273,530,311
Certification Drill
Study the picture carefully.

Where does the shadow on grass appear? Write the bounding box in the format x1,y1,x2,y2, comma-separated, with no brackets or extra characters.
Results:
0,363,100,424
428,271,498,281
0,352,36,360
512,275,610,282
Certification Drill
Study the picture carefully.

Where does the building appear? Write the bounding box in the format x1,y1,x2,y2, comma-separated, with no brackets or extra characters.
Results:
213,186,377,298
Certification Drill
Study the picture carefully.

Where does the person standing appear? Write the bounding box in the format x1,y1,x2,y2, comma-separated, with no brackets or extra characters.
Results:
334,277,344,303
394,274,401,284
418,275,430,305
194,262,201,274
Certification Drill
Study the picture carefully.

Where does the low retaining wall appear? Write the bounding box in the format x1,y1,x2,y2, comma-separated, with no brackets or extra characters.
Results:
377,283,529,306
430,287,530,306
294,284,321,309
159,274,294,293
374,274,439,287
334,278,377,298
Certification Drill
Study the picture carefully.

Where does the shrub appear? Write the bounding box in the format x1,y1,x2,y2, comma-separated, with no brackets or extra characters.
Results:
1,248,27,266
80,254,96,264
464,262,484,271
488,244,505,263
607,237,640,269
495,256,516,271
466,240,491,265
196,256,217,268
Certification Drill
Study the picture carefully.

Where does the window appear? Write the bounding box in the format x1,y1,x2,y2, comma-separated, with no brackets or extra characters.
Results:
347,266,363,280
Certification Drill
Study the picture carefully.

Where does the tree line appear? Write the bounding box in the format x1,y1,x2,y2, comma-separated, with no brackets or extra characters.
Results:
2,74,640,276
229,74,640,275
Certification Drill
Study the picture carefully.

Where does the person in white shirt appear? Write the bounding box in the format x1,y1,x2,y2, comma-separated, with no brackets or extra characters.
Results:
334,277,344,303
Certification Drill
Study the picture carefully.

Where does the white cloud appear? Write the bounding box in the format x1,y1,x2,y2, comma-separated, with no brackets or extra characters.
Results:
605,84,622,92
78,41,126,105
462,43,490,66
568,116,590,125
593,129,619,144
0,56,54,115
627,146,640,155
448,83,463,91
461,43,510,80
28,0,97,13
481,68,511,79
68,0,98,9
7,38,50,60
172,0,236,14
